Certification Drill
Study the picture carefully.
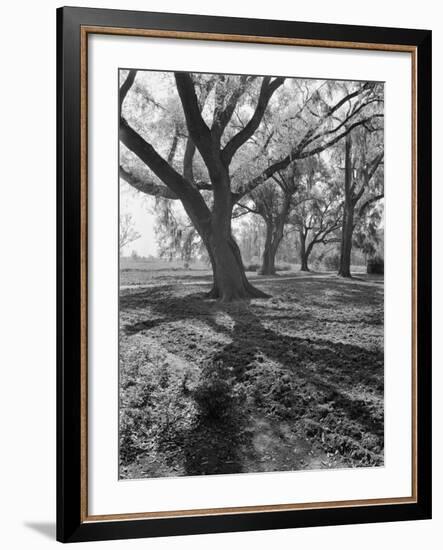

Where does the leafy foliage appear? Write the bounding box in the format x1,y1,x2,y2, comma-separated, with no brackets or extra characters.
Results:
119,70,384,289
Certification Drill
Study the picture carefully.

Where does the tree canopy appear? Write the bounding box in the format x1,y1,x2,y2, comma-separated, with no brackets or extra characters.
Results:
119,69,384,298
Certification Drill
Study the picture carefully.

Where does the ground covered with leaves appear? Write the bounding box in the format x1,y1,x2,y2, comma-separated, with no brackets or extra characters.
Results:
119,269,384,479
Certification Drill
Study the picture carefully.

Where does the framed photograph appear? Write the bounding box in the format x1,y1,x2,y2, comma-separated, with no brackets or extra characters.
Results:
57,6,432,543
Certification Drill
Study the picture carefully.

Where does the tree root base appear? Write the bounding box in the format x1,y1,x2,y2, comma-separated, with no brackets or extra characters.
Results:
205,284,270,302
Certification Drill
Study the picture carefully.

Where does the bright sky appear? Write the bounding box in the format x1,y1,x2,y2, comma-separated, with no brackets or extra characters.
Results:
120,180,246,258
120,181,158,257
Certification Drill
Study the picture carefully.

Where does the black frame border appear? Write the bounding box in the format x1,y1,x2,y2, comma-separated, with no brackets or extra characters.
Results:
57,6,432,543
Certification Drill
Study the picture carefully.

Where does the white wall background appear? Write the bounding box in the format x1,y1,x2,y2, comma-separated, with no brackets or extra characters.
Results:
0,1,439,548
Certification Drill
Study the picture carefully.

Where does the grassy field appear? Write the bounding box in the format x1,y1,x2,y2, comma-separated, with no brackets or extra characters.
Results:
119,261,384,479
120,257,366,286
120,258,214,287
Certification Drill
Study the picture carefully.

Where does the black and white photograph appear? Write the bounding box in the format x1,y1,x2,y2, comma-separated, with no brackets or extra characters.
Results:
0,0,435,545
118,68,384,480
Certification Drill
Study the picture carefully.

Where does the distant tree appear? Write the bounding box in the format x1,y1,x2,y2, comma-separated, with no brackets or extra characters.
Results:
235,215,264,265
353,201,384,262
238,165,297,275
289,161,342,271
154,199,206,267
119,213,140,255
338,125,384,278
233,81,382,277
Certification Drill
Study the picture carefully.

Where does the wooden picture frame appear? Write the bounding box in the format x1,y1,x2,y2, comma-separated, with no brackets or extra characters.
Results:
57,6,432,543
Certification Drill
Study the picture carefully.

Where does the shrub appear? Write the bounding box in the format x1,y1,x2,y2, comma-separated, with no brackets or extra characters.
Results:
367,256,384,274
323,253,340,271
244,263,260,272
193,360,242,421
244,263,291,272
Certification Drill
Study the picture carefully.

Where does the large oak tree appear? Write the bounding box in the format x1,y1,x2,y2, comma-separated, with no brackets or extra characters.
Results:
120,71,382,300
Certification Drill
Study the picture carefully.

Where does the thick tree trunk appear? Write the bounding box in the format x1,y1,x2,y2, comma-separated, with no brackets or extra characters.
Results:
205,170,270,301
194,193,268,301
204,245,220,299
187,222,265,301
338,132,354,278
299,232,309,271
177,201,266,301
258,201,289,276
259,245,277,276
259,222,277,276
338,205,354,277
205,233,269,301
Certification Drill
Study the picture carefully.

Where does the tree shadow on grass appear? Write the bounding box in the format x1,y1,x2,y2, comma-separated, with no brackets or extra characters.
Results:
218,303,383,415
120,277,384,474
182,359,251,476
208,303,384,467
121,288,230,338
121,279,384,408
268,276,384,308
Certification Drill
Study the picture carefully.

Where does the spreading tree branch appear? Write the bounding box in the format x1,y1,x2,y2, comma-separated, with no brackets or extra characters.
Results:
174,73,213,163
212,75,252,139
120,118,212,226
298,116,384,159
119,165,178,200
358,193,384,217
221,76,285,166
234,114,383,202
119,70,137,108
